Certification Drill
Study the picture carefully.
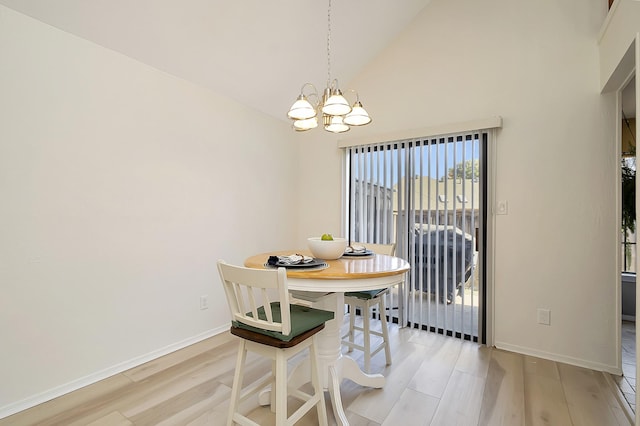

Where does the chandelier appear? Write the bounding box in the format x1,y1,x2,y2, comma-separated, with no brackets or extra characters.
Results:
286,0,372,133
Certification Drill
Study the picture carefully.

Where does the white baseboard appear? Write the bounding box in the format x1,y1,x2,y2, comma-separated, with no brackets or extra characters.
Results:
0,325,228,420
495,341,622,375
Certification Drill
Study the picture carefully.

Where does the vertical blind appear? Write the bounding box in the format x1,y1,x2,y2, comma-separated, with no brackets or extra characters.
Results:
346,131,488,341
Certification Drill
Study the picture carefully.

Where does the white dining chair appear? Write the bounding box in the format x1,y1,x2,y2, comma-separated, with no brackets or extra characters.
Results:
341,242,401,373
217,260,333,426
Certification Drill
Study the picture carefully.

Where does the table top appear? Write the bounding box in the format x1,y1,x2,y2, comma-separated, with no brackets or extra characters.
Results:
244,249,410,280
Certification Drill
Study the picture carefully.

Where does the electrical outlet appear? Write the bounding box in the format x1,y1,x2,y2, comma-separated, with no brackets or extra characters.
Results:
200,295,209,310
537,308,550,325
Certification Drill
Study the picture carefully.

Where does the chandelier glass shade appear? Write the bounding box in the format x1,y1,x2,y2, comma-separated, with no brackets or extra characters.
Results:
322,88,351,116
287,0,372,133
293,116,318,131
287,93,316,121
344,101,372,126
324,114,349,133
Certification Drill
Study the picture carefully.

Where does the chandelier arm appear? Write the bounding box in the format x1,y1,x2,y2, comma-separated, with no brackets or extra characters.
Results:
306,92,320,108
345,88,360,103
301,83,320,108
300,82,318,96
330,78,340,92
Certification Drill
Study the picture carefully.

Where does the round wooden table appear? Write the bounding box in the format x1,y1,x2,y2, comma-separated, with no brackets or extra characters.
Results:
245,250,410,425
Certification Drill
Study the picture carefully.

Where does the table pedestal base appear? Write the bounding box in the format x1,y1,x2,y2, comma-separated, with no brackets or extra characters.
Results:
258,292,384,425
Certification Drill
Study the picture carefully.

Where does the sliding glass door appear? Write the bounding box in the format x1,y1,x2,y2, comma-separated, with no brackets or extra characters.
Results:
346,132,488,342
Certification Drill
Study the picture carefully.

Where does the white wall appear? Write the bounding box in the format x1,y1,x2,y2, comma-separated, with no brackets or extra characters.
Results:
299,0,620,371
295,130,346,246
0,6,299,415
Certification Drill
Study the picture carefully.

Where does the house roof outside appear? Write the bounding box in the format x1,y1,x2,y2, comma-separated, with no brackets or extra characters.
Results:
393,175,480,212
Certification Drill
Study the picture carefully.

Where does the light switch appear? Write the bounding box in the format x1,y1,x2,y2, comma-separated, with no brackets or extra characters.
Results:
496,200,508,215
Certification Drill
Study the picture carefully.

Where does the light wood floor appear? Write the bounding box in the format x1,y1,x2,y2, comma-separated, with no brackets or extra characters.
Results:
1,318,635,426
612,321,637,414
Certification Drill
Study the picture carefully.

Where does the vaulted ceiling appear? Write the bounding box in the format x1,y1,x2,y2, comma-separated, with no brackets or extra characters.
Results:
0,0,433,122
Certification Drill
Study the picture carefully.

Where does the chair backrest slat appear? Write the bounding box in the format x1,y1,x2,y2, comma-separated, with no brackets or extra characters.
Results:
352,243,404,287
218,260,291,336
261,288,274,323
247,286,260,320
233,283,246,316
357,242,396,256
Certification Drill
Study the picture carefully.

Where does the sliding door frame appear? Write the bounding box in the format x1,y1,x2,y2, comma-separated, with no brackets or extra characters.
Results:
340,119,501,345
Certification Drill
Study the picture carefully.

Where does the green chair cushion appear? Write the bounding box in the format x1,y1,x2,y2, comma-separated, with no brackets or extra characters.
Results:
233,302,334,342
345,289,386,300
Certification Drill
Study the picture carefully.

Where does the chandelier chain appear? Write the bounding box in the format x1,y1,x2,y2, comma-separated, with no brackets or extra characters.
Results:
326,0,332,87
